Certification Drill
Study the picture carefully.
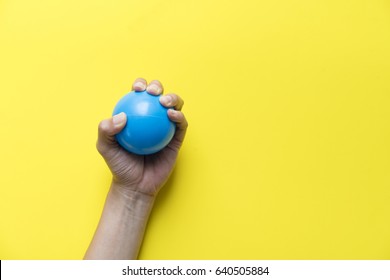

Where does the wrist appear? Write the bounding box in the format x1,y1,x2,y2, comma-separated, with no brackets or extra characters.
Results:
108,181,156,218
112,175,161,197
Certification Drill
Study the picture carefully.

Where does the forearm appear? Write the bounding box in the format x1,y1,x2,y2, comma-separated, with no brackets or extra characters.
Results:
84,182,155,260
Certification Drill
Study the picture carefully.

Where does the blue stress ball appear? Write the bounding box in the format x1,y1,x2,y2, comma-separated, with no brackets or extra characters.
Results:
113,90,176,155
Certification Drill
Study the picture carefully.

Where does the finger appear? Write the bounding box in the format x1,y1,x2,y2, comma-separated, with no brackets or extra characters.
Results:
159,93,184,111
96,112,127,156
167,109,188,146
146,80,163,95
132,78,147,92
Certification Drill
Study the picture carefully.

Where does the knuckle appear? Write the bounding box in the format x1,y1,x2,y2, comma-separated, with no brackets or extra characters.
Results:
96,141,105,155
98,120,109,133
98,120,105,132
171,94,178,104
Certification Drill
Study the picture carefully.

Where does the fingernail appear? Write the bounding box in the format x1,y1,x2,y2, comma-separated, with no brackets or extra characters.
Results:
168,108,176,115
147,84,161,94
160,95,172,105
134,81,145,90
113,112,126,126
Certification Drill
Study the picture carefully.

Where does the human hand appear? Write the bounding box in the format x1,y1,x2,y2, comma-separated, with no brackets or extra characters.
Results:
96,78,188,196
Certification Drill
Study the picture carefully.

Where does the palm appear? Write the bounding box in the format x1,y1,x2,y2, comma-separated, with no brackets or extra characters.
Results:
108,143,179,195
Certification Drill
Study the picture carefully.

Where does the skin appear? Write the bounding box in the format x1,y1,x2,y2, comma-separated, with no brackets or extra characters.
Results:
84,78,188,260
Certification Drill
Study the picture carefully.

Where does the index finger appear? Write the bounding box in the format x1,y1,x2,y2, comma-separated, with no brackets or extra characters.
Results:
132,78,147,91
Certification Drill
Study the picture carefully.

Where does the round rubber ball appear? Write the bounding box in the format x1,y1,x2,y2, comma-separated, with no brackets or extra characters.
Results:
112,90,176,155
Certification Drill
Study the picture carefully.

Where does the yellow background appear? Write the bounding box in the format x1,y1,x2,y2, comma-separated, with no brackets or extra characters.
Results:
0,0,390,259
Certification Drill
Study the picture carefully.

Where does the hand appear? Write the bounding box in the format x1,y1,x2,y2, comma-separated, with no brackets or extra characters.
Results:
96,78,188,196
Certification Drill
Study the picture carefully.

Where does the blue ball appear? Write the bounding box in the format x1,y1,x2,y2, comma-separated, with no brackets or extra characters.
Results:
112,90,176,155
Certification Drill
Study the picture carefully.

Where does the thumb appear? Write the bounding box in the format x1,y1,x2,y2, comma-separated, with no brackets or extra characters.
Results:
96,112,127,155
